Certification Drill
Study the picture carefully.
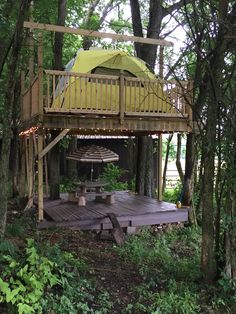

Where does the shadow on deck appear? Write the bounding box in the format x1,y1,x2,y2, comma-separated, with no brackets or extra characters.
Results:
37,192,189,231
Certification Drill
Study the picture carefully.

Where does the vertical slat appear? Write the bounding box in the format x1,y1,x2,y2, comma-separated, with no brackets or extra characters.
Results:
100,77,103,111
79,76,82,109
134,79,137,113
52,75,55,104
63,74,66,110
147,81,151,113
46,74,50,108
95,78,98,110
89,76,92,110
129,80,132,113
85,78,87,110
68,75,71,110
105,78,108,112
119,71,125,124
75,76,78,110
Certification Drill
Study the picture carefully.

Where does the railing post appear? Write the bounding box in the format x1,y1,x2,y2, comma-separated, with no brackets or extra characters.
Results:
119,70,125,124
37,32,43,115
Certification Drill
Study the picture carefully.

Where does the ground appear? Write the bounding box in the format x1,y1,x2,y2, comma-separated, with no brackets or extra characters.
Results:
0,200,234,313
0,201,146,313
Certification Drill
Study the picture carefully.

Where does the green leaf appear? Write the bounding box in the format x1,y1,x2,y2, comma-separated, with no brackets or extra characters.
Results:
18,302,35,314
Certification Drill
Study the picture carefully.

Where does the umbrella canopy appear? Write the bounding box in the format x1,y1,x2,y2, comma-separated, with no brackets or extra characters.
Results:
66,145,119,181
66,145,119,163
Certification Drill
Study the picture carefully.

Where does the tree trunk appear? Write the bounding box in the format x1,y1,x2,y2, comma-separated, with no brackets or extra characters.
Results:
176,134,184,184
162,134,173,193
53,0,67,70
182,133,195,206
0,0,30,238
49,0,67,199
130,0,191,197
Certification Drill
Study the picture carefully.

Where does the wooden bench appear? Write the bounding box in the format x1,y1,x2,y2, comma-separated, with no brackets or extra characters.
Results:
68,190,115,206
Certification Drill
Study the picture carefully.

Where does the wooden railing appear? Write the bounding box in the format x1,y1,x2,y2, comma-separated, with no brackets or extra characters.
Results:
44,70,192,118
21,69,192,122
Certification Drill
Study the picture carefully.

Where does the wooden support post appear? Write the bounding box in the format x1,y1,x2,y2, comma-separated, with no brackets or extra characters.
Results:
37,129,44,221
28,133,34,207
25,136,29,191
19,136,26,198
37,32,44,221
157,133,163,201
43,137,49,197
38,32,43,115
119,71,125,125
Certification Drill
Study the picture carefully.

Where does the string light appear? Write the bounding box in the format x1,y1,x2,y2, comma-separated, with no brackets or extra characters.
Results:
19,127,38,136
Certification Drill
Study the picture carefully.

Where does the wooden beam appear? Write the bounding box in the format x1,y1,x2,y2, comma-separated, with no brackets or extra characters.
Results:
24,21,173,47
38,128,70,160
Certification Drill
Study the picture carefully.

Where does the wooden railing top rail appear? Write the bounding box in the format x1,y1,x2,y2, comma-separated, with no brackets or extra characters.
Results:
44,70,119,80
44,69,191,87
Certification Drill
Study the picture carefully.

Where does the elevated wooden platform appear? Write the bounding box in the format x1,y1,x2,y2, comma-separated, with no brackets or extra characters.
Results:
37,191,189,230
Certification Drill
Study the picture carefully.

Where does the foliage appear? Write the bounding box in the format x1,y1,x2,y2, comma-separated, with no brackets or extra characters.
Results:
163,181,182,203
60,176,79,193
99,163,128,191
211,274,236,312
0,238,59,314
0,238,114,314
117,226,202,312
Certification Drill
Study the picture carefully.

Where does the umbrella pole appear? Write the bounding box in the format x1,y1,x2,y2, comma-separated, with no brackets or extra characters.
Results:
91,162,93,182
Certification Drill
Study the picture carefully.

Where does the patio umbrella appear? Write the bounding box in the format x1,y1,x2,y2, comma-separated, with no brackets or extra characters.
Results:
66,145,119,181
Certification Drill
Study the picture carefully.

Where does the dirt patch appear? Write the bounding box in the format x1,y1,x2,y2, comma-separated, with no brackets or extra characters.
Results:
39,228,143,312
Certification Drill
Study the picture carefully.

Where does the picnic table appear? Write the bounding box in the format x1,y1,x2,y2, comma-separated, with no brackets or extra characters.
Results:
68,181,115,206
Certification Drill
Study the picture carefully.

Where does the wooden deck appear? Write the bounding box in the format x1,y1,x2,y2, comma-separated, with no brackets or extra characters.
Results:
37,191,189,230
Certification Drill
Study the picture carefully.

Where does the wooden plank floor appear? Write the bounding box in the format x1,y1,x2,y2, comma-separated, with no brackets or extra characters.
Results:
37,191,189,230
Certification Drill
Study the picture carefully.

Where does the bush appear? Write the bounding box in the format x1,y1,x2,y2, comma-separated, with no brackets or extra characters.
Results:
99,163,128,191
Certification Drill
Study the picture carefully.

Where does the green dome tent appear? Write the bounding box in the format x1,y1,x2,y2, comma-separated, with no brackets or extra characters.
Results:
52,49,170,114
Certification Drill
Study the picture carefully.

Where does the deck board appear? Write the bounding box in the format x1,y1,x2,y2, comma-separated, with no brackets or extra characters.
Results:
37,191,189,230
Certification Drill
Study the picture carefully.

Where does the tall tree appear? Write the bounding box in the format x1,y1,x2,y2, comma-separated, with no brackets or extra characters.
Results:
49,0,67,200
183,0,236,283
0,0,31,238
130,0,192,197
